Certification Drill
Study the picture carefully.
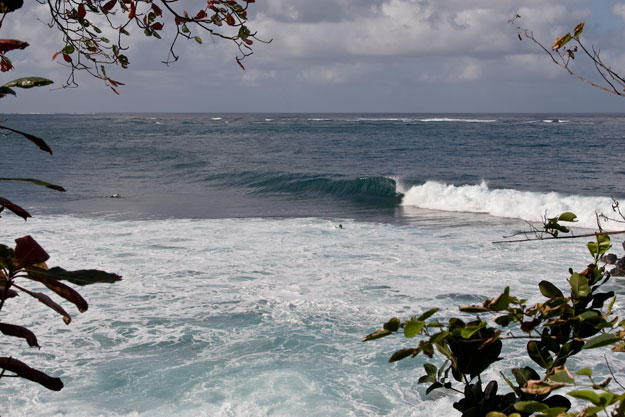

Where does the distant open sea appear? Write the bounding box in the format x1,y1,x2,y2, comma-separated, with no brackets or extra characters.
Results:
1,113,624,416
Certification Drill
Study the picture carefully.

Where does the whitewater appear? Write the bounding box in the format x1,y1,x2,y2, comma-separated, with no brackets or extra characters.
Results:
1,113,624,416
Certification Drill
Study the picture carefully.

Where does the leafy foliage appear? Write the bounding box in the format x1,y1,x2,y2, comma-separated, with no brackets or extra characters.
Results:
364,225,625,416
1,6,122,391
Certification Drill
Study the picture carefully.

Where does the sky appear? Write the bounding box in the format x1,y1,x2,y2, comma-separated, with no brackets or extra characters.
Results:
2,0,625,113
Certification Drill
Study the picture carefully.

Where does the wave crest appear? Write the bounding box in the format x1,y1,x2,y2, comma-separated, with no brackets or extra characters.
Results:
400,181,616,229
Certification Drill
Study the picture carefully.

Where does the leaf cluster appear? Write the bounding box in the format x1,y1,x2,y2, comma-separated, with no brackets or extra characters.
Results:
364,228,625,416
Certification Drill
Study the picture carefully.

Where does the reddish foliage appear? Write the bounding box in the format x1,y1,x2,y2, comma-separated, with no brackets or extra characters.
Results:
62,53,72,63
151,3,162,16
0,39,29,53
195,10,208,20
128,1,135,18
77,3,86,19
0,55,13,71
226,14,235,26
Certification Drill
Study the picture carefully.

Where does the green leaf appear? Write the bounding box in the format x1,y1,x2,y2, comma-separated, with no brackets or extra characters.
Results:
557,212,577,222
181,23,190,33
583,333,621,350
569,273,589,298
61,45,75,54
548,366,575,384
576,368,592,377
460,321,486,338
404,319,425,339
194,36,202,44
425,381,443,394
568,390,601,406
514,401,549,413
527,341,553,369
539,281,564,299
3,77,53,89
417,308,439,322
588,234,611,258
490,286,510,311
0,86,16,97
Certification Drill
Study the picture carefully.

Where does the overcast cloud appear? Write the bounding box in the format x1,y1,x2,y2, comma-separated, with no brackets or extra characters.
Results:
2,0,625,113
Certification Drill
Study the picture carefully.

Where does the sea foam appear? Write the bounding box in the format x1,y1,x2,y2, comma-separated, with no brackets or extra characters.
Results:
400,181,617,230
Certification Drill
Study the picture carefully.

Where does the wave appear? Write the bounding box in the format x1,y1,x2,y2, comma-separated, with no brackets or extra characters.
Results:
400,181,617,229
208,172,403,205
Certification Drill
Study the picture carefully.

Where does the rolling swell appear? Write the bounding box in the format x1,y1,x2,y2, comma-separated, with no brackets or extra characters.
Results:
206,172,404,206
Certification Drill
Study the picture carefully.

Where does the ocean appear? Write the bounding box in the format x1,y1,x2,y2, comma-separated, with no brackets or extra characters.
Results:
0,113,624,416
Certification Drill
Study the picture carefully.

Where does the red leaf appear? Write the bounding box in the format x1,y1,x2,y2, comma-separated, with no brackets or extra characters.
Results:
102,0,117,12
62,53,72,63
14,235,50,269
77,3,86,19
195,9,207,20
151,3,162,16
226,14,235,25
0,39,29,54
52,51,61,61
151,22,163,31
236,57,245,70
246,0,255,3
128,1,135,18
0,197,31,220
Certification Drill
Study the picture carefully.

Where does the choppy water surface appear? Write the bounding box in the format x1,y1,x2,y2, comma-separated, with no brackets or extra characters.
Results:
1,114,624,416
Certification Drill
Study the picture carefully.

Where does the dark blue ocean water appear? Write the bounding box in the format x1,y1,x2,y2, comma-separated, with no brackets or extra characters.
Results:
2,113,624,221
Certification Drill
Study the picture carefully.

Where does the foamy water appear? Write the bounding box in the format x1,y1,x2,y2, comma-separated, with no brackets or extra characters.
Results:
1,214,622,417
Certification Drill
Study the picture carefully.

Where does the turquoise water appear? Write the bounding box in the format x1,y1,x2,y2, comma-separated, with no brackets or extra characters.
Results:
1,114,624,416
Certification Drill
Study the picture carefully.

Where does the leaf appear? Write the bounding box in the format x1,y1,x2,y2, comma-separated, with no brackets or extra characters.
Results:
574,22,584,38
25,266,122,286
404,319,425,339
417,308,439,322
25,273,88,313
0,125,53,154
527,341,553,369
194,36,202,44
547,365,575,384
576,367,593,377
557,212,577,222
514,401,549,413
2,77,53,90
552,33,572,50
0,86,16,98
0,39,29,53
0,357,63,391
460,321,486,339
583,333,621,350
0,196,31,220
362,328,391,342
458,305,490,313
489,287,510,311
588,234,611,258
539,281,564,299
14,235,50,268
0,323,39,347
77,3,86,19
389,348,418,363
102,0,117,12
569,273,589,298
568,390,601,406
17,285,72,324
383,317,400,332
0,177,65,192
